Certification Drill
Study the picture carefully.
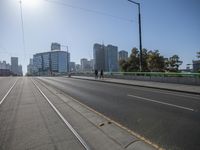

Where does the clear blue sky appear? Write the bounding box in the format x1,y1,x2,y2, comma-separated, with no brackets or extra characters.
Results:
0,0,200,73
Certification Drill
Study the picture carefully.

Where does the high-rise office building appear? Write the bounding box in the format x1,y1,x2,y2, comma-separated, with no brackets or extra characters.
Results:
18,65,23,76
33,50,70,75
51,42,61,51
89,59,94,70
27,59,34,75
33,54,43,74
0,61,8,69
81,58,88,71
69,62,76,72
0,61,12,76
93,43,118,72
80,58,94,72
105,45,118,72
119,50,128,61
193,60,200,72
11,57,18,75
93,43,106,71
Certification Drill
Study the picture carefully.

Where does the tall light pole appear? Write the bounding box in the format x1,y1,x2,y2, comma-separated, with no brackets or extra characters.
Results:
61,44,70,73
128,0,143,72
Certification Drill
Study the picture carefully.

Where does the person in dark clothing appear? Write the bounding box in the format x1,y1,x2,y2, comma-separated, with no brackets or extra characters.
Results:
100,69,104,79
94,70,98,79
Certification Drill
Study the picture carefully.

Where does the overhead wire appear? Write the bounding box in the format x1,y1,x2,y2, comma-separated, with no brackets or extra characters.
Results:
44,0,135,23
16,0,135,74
19,0,26,71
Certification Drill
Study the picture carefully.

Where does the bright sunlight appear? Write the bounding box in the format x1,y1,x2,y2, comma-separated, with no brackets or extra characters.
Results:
21,0,40,8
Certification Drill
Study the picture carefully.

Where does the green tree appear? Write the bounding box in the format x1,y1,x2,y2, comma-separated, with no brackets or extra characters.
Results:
119,59,128,72
141,48,149,71
168,55,183,72
126,47,140,72
147,50,165,72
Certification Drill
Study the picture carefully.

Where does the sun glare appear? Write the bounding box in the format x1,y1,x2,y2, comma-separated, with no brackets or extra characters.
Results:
22,0,40,8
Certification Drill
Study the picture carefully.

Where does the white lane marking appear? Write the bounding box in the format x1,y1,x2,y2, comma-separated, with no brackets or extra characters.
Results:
127,94,195,112
32,79,90,150
138,89,200,100
0,79,18,105
64,77,200,100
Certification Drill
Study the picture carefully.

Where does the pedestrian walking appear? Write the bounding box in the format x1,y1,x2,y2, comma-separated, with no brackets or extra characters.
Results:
94,70,98,79
100,69,104,79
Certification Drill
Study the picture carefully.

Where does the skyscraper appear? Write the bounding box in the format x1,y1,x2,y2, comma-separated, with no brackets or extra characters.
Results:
69,62,76,72
81,58,88,71
18,65,23,76
105,45,118,72
51,42,61,51
33,50,70,75
119,50,128,61
80,58,93,72
93,43,118,72
11,57,18,75
93,43,106,71
0,60,12,76
193,60,200,72
27,58,34,75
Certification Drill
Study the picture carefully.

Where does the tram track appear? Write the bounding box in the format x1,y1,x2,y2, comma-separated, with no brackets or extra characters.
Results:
31,78,91,150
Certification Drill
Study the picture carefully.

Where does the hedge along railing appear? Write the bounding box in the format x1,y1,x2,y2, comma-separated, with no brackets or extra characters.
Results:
104,72,200,78
73,71,200,78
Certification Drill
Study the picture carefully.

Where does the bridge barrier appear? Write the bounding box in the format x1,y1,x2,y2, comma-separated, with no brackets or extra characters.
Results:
71,72,200,85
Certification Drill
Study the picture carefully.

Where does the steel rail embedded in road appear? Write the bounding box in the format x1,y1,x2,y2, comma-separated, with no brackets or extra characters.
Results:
31,79,91,150
0,79,18,105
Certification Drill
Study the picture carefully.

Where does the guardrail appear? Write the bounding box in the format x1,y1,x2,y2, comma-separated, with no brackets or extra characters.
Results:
73,71,200,77
71,72,200,85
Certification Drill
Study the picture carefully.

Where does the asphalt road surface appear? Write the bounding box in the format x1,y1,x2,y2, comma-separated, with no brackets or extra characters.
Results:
37,77,200,150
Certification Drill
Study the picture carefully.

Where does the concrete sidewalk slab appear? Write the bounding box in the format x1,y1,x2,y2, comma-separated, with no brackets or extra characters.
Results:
71,76,200,95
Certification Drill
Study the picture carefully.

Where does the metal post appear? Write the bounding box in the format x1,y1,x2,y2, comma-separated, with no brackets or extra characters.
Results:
128,0,143,71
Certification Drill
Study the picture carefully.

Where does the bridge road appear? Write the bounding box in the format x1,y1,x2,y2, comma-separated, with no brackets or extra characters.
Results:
37,77,200,150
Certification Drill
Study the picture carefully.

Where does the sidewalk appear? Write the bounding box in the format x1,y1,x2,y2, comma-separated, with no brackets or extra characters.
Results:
71,76,200,95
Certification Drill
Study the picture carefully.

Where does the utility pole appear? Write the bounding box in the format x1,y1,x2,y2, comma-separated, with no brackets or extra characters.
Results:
61,44,70,73
128,0,143,72
19,0,26,74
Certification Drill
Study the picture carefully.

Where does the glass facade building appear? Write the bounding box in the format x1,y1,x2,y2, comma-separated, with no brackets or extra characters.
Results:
93,43,106,71
119,50,128,61
105,45,118,72
33,50,70,75
93,43,118,72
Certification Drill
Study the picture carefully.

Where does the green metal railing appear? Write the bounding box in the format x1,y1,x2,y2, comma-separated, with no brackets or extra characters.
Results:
106,72,200,78
73,71,200,78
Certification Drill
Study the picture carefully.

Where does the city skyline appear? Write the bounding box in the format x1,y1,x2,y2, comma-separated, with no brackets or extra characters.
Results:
0,57,23,76
0,0,200,74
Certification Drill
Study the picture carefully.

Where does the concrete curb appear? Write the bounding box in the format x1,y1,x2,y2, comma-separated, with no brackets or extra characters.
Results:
70,76,200,95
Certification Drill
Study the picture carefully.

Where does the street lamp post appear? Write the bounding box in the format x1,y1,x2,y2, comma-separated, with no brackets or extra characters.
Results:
128,0,143,72
61,44,70,73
